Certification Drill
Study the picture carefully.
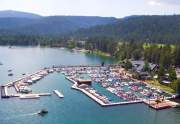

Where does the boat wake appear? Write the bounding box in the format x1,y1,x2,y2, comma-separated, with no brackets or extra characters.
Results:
0,112,39,121
19,112,38,117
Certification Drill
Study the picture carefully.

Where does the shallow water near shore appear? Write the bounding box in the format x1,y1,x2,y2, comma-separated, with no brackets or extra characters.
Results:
0,46,180,124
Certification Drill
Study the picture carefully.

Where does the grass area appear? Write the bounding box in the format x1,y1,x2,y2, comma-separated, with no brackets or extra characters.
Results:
143,43,175,49
145,80,175,93
92,50,111,57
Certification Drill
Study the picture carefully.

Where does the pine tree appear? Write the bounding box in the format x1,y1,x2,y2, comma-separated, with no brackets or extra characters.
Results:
143,60,150,72
158,63,165,82
168,66,177,81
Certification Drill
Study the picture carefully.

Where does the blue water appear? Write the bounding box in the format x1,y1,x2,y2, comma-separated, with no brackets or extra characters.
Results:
0,46,180,124
92,82,125,102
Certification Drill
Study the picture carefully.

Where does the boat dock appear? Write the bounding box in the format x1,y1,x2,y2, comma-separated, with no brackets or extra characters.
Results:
66,76,180,109
1,65,179,110
1,69,50,99
19,94,40,99
10,93,51,99
68,76,143,106
53,90,64,98
72,82,143,106
144,100,180,110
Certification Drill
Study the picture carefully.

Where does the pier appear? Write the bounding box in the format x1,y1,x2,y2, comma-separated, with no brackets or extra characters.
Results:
144,100,180,110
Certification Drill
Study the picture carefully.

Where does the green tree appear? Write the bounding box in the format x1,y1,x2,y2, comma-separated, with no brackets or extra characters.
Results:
132,72,141,80
171,79,180,94
168,66,177,81
143,60,150,72
132,49,142,60
124,60,133,70
158,63,165,82
176,79,180,94
67,41,76,49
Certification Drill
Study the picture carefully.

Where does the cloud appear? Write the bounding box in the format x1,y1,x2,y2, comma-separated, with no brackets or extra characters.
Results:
160,0,180,4
148,1,161,6
148,0,180,6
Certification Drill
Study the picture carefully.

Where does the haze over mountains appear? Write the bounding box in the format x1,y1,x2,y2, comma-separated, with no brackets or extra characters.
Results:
0,10,42,19
0,10,117,35
0,10,180,43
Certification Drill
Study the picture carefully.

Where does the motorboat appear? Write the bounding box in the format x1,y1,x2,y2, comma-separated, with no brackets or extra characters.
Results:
8,73,13,76
19,86,32,93
38,109,48,116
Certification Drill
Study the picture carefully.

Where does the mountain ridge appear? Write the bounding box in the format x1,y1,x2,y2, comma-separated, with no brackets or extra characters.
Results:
72,15,180,43
0,10,42,19
0,11,117,35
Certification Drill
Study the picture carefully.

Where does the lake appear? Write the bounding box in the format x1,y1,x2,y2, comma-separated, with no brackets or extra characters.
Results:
0,46,180,124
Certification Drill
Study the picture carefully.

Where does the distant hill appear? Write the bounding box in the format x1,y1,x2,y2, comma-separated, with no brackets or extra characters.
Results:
0,10,42,19
73,15,180,43
0,10,117,35
13,16,117,35
0,18,38,29
0,10,180,43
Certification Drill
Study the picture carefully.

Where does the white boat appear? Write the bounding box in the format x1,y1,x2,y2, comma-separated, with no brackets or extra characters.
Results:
19,86,32,93
25,80,33,84
53,90,64,98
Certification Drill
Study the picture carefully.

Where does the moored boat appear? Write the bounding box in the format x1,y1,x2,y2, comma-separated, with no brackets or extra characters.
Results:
8,73,13,76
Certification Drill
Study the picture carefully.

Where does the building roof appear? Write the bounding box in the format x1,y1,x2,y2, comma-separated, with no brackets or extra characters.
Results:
131,60,157,72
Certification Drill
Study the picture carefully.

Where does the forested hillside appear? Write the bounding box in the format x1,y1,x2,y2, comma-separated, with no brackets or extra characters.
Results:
0,10,117,35
73,15,180,43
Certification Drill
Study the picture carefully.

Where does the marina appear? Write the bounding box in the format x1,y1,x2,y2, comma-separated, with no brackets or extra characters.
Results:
1,69,51,99
1,64,179,110
0,46,180,124
60,65,177,109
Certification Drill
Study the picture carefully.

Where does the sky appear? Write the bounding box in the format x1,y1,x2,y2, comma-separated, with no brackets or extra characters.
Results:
0,0,180,18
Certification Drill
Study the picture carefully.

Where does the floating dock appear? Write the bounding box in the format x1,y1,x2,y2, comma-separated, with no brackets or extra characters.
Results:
53,90,64,98
20,94,40,99
144,100,180,110
11,93,51,98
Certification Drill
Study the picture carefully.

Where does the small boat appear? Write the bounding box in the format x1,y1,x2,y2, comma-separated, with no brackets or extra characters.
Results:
8,69,12,72
8,73,13,76
19,86,32,93
22,73,26,76
0,62,3,65
38,109,48,116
